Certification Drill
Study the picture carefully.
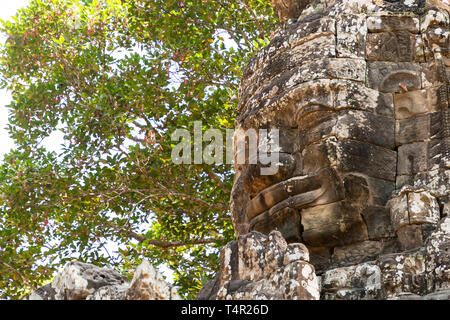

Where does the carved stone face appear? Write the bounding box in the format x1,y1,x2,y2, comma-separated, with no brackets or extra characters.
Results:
231,0,449,269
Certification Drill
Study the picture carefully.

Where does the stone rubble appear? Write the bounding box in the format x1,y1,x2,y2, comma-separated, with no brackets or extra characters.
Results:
27,260,180,300
320,216,450,299
197,231,320,300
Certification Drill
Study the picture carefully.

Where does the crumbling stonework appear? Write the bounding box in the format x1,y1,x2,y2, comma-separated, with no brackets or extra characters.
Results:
320,216,450,299
125,259,180,300
203,0,449,300
27,260,180,300
197,230,320,300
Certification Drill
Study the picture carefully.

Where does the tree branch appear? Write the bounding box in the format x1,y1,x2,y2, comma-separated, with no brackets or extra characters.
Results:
108,223,225,248
206,169,230,195
0,259,36,291
128,189,228,211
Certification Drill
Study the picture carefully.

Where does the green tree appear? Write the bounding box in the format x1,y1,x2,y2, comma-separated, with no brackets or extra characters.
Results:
0,0,276,299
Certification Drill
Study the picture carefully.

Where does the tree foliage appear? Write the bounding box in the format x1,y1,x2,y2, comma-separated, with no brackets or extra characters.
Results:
0,0,276,299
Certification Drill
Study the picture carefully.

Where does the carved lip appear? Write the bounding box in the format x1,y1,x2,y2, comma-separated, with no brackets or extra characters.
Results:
247,167,344,226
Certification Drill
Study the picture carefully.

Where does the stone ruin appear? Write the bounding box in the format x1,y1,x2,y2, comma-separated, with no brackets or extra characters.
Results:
198,0,450,300
26,260,181,300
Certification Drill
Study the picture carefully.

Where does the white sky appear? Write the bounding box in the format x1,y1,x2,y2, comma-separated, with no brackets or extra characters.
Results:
1,0,66,159
0,0,30,159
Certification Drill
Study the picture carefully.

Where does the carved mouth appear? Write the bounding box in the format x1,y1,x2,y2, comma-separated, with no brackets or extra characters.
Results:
248,167,344,230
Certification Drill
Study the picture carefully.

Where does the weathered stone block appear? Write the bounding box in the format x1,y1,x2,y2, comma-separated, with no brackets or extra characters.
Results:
388,191,410,230
280,58,366,95
50,261,128,300
308,246,332,270
218,259,319,300
423,27,450,50
301,200,368,247
425,217,450,291
408,191,440,225
87,284,128,300
395,113,430,145
366,32,423,62
420,61,446,89
265,230,290,271
397,141,428,175
240,79,395,125
334,109,396,149
367,16,420,33
236,232,273,282
332,240,384,265
334,80,394,116
297,111,338,150
241,35,336,97
196,276,220,300
28,284,56,300
125,260,181,300
397,224,423,251
367,61,422,92
321,263,383,300
388,189,440,232
337,14,367,58
379,250,431,297
216,231,319,300
439,196,449,217
277,260,319,300
240,58,366,113
241,31,290,84
366,176,396,206
429,137,450,171
242,153,295,197
422,290,450,300
336,139,397,181
29,260,180,301
343,174,370,204
397,169,449,197
439,108,450,139
425,168,450,197
283,242,310,265
362,205,395,239
301,137,397,180
251,207,302,243
393,89,438,119
288,16,336,47
420,8,450,33
247,167,345,222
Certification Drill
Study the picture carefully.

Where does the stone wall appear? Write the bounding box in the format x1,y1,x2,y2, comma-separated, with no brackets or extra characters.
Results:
198,216,449,300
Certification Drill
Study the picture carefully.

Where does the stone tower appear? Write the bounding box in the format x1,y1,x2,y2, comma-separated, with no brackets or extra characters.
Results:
198,0,450,300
